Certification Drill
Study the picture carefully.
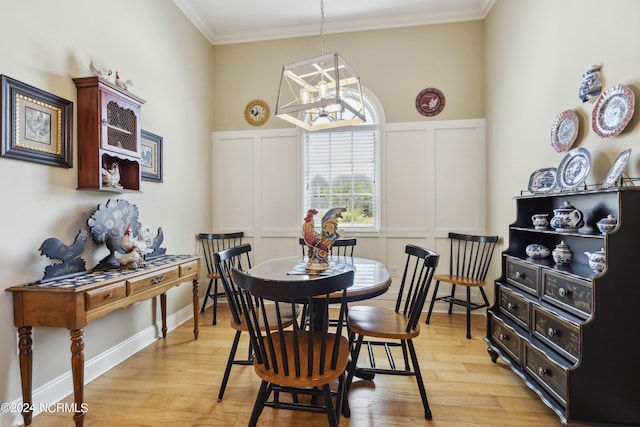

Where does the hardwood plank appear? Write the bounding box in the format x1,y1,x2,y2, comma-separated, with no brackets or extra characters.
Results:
31,306,561,426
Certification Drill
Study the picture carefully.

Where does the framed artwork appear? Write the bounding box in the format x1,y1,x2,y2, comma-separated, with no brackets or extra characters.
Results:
140,129,163,182
1,75,73,167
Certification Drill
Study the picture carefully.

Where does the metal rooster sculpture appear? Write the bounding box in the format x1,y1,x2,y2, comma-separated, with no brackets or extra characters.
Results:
38,229,88,281
301,207,346,271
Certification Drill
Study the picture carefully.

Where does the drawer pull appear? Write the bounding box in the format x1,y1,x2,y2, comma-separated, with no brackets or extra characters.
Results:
546,328,558,338
499,333,509,342
558,287,572,298
105,292,113,299
537,366,549,377
151,275,165,285
506,302,517,311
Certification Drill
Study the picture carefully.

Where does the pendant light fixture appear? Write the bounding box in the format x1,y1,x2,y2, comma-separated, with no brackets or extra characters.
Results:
275,0,366,131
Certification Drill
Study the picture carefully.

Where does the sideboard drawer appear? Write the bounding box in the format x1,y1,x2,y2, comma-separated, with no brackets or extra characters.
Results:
506,258,539,296
532,305,580,362
85,282,127,310
127,267,180,295
542,270,592,318
489,312,523,366
524,342,568,406
179,260,198,277
498,285,530,331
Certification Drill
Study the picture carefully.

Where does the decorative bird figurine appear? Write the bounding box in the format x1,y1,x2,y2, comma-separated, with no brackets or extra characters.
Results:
301,207,346,270
115,71,134,90
101,162,122,189
121,223,154,255
39,229,88,263
39,229,89,280
90,59,112,80
114,246,144,269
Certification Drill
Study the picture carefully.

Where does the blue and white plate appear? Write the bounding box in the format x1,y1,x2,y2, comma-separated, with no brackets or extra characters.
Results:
528,167,557,193
603,148,631,188
556,147,591,191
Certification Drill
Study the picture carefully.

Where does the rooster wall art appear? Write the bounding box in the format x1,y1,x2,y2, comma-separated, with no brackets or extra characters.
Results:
301,207,346,271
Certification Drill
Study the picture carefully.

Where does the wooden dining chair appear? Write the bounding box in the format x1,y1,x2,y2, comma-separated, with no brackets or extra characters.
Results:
212,243,254,401
425,232,499,339
346,244,439,420
199,231,244,325
231,267,354,427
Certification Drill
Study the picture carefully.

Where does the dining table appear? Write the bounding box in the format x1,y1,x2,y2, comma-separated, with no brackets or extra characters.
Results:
247,256,392,303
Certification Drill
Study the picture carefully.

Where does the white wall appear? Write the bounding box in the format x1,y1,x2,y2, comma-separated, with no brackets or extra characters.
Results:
0,1,213,424
212,118,487,306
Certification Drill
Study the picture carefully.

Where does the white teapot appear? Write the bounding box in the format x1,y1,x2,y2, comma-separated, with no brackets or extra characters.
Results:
584,248,606,274
550,201,584,232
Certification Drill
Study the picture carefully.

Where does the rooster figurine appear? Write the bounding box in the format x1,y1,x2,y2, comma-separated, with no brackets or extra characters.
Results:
302,207,346,271
39,229,88,280
101,162,122,189
115,71,134,91
89,59,112,80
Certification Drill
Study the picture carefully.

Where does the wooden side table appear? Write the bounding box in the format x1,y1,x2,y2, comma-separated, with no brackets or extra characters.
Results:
7,254,200,426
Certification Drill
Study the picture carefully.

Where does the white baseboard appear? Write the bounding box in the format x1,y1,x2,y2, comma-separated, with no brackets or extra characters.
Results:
2,302,197,427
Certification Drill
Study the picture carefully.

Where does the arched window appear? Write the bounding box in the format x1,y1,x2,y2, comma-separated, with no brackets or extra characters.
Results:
302,87,384,230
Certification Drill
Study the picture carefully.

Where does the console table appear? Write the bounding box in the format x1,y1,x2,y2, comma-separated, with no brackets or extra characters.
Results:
7,254,200,427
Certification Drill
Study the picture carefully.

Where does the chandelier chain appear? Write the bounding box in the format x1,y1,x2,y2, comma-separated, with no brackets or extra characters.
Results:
320,0,325,55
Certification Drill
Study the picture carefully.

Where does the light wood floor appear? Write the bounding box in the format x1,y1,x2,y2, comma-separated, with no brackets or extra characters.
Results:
31,305,560,426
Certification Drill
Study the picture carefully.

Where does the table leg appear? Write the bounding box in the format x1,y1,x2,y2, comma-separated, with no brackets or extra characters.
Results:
160,293,167,338
18,326,33,425
70,329,85,427
192,278,199,340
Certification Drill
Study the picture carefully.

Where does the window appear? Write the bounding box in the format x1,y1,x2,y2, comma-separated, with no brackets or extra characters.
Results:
303,88,382,230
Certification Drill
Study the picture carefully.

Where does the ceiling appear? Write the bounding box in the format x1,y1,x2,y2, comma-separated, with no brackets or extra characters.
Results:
172,0,496,45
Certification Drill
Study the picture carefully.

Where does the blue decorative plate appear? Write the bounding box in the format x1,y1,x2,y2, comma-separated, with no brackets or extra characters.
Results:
528,167,557,193
603,148,632,188
556,147,591,191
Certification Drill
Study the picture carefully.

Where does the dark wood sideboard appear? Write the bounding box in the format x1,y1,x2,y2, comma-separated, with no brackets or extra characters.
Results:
7,254,201,427
485,188,640,426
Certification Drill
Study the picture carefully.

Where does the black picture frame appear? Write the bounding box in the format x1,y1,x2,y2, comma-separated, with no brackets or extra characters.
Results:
1,75,73,168
140,129,163,182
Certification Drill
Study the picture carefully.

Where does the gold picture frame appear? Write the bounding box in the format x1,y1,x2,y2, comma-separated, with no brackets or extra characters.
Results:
1,75,73,167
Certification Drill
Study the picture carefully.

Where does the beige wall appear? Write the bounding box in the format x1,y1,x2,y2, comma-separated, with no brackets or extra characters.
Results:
485,0,640,248
211,21,485,131
0,0,213,415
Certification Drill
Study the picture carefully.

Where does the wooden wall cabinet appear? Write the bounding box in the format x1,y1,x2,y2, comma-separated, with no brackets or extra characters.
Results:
73,76,146,192
485,188,640,426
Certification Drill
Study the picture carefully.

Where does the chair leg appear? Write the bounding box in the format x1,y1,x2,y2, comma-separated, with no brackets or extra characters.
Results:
248,380,269,427
408,339,432,420
466,286,471,339
218,330,242,401
200,278,214,313
346,334,364,390
338,372,350,418
448,284,456,315
480,286,490,307
323,384,338,427
425,280,440,324
212,279,219,325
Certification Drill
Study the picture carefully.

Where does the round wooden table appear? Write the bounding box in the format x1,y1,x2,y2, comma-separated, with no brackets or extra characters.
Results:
247,256,391,302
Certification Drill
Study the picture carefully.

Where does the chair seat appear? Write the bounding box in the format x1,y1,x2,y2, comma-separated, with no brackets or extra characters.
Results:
348,305,419,340
230,304,299,332
253,331,350,388
433,274,486,288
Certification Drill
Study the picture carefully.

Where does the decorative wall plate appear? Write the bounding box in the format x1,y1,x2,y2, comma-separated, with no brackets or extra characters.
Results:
528,167,557,193
415,88,445,117
556,147,591,191
603,148,632,188
592,84,635,138
550,110,579,152
244,99,270,126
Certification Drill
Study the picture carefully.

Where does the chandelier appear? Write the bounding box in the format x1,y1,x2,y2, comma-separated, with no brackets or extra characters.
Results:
275,0,366,131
